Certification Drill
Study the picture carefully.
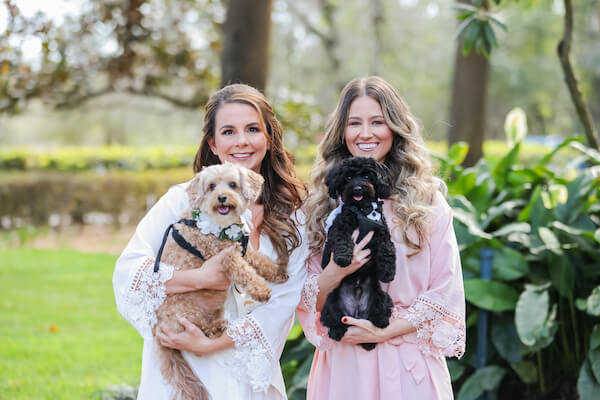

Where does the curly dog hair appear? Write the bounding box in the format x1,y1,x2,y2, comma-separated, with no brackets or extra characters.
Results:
320,157,397,351
153,163,286,400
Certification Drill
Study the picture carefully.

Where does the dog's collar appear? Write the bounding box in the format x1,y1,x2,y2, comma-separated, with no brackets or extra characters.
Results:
191,208,251,242
153,211,251,273
324,199,384,234
365,201,382,222
154,218,206,273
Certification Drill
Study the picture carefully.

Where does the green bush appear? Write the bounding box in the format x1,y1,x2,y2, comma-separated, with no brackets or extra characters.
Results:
0,146,198,172
439,138,600,399
0,142,572,173
0,169,194,229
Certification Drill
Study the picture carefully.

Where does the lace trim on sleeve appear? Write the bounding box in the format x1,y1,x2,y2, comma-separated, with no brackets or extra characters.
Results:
402,297,465,359
299,273,333,351
225,315,275,393
124,257,175,338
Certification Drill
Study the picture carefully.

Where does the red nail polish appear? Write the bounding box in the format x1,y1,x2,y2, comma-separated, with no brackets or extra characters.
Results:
342,317,347,323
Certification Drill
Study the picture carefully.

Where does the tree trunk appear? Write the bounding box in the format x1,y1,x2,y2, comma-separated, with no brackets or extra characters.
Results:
220,0,273,93
447,0,490,167
447,46,490,167
557,0,599,150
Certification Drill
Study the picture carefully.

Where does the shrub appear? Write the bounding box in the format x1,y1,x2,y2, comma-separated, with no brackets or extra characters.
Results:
0,169,193,229
438,138,600,399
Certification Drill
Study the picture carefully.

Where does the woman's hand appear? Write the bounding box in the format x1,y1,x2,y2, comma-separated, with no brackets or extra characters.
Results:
315,230,374,311
165,246,235,294
339,316,388,344
327,230,374,280
195,245,235,291
156,318,219,356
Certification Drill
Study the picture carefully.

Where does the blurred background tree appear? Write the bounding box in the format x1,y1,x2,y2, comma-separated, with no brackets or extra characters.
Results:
1,0,599,155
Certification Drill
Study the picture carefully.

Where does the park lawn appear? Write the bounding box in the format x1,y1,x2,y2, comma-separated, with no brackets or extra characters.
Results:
0,248,142,399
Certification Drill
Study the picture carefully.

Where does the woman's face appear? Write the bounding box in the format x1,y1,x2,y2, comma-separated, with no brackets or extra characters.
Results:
209,102,269,173
344,96,393,163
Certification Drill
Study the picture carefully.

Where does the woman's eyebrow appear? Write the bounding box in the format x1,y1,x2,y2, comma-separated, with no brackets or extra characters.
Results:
218,124,234,131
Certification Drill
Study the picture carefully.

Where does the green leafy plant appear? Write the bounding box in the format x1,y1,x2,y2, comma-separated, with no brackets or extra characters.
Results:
438,132,600,398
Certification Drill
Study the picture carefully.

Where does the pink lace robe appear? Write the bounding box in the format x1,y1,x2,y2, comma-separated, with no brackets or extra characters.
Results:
297,192,465,399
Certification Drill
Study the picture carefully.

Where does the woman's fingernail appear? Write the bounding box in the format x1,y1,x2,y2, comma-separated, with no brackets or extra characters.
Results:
342,317,348,323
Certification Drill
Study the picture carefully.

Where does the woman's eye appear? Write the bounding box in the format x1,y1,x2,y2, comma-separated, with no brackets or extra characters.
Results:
373,120,383,125
222,129,234,135
349,121,360,126
228,182,237,189
209,183,216,191
248,126,259,133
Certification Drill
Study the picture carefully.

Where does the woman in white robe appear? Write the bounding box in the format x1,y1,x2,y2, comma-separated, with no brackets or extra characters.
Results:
112,84,308,399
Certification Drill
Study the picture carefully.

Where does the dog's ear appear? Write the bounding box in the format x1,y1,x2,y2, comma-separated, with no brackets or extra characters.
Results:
324,164,344,199
240,168,264,201
187,170,206,203
374,161,393,199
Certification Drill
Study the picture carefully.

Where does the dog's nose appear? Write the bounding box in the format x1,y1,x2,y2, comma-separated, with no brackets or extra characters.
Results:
353,186,363,195
218,195,227,203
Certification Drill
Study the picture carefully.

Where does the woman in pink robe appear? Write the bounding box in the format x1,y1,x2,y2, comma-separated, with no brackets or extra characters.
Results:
299,76,465,399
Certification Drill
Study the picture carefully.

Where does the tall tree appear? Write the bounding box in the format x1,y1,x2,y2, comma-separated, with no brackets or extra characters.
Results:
220,0,273,92
557,0,599,149
448,0,491,166
287,0,342,89
0,0,222,115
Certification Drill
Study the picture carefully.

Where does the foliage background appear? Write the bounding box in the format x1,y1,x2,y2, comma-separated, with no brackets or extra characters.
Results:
2,0,600,399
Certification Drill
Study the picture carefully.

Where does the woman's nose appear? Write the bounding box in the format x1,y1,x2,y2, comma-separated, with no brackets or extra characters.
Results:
358,124,372,138
234,131,250,146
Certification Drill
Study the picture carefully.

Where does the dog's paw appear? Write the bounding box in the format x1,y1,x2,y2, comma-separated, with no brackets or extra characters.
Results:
248,287,271,303
272,271,289,283
378,268,395,283
328,326,347,341
333,253,352,267
360,342,376,351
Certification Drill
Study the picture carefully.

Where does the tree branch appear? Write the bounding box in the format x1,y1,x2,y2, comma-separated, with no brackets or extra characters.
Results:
287,2,329,44
557,0,600,149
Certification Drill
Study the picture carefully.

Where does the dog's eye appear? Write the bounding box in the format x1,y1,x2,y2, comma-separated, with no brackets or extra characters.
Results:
347,176,352,181
228,182,237,189
209,183,216,191
364,175,369,179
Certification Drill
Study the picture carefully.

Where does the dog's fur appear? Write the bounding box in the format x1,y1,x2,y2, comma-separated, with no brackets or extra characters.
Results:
153,163,287,400
320,157,397,350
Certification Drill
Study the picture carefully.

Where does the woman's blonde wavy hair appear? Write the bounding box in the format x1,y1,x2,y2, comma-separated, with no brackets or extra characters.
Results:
193,84,306,267
304,76,445,257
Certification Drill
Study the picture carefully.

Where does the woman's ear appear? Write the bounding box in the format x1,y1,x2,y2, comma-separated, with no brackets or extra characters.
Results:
207,136,216,154
240,167,264,201
375,162,393,199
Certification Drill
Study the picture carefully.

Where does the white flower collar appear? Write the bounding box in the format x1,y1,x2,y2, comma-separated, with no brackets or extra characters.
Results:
324,199,382,233
191,208,251,241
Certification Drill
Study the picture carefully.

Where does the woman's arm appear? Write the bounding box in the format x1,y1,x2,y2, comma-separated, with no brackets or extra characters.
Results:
165,246,234,294
340,316,416,345
315,230,374,311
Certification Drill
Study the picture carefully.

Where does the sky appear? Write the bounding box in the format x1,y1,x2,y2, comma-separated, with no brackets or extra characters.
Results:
1,1,84,65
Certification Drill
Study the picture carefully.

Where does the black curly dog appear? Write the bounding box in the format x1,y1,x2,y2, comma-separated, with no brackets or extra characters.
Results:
320,157,396,351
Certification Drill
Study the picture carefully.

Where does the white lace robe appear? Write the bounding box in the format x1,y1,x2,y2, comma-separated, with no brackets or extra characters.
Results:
112,182,308,399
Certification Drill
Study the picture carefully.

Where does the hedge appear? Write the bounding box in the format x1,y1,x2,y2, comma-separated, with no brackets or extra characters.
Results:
0,169,193,229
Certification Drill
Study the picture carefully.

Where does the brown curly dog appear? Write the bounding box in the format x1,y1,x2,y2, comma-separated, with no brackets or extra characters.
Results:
153,163,287,400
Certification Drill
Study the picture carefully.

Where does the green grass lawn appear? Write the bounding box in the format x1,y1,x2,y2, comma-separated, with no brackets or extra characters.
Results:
0,249,142,399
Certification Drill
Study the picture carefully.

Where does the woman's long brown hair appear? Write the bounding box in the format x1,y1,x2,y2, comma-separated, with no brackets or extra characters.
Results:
193,84,306,267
